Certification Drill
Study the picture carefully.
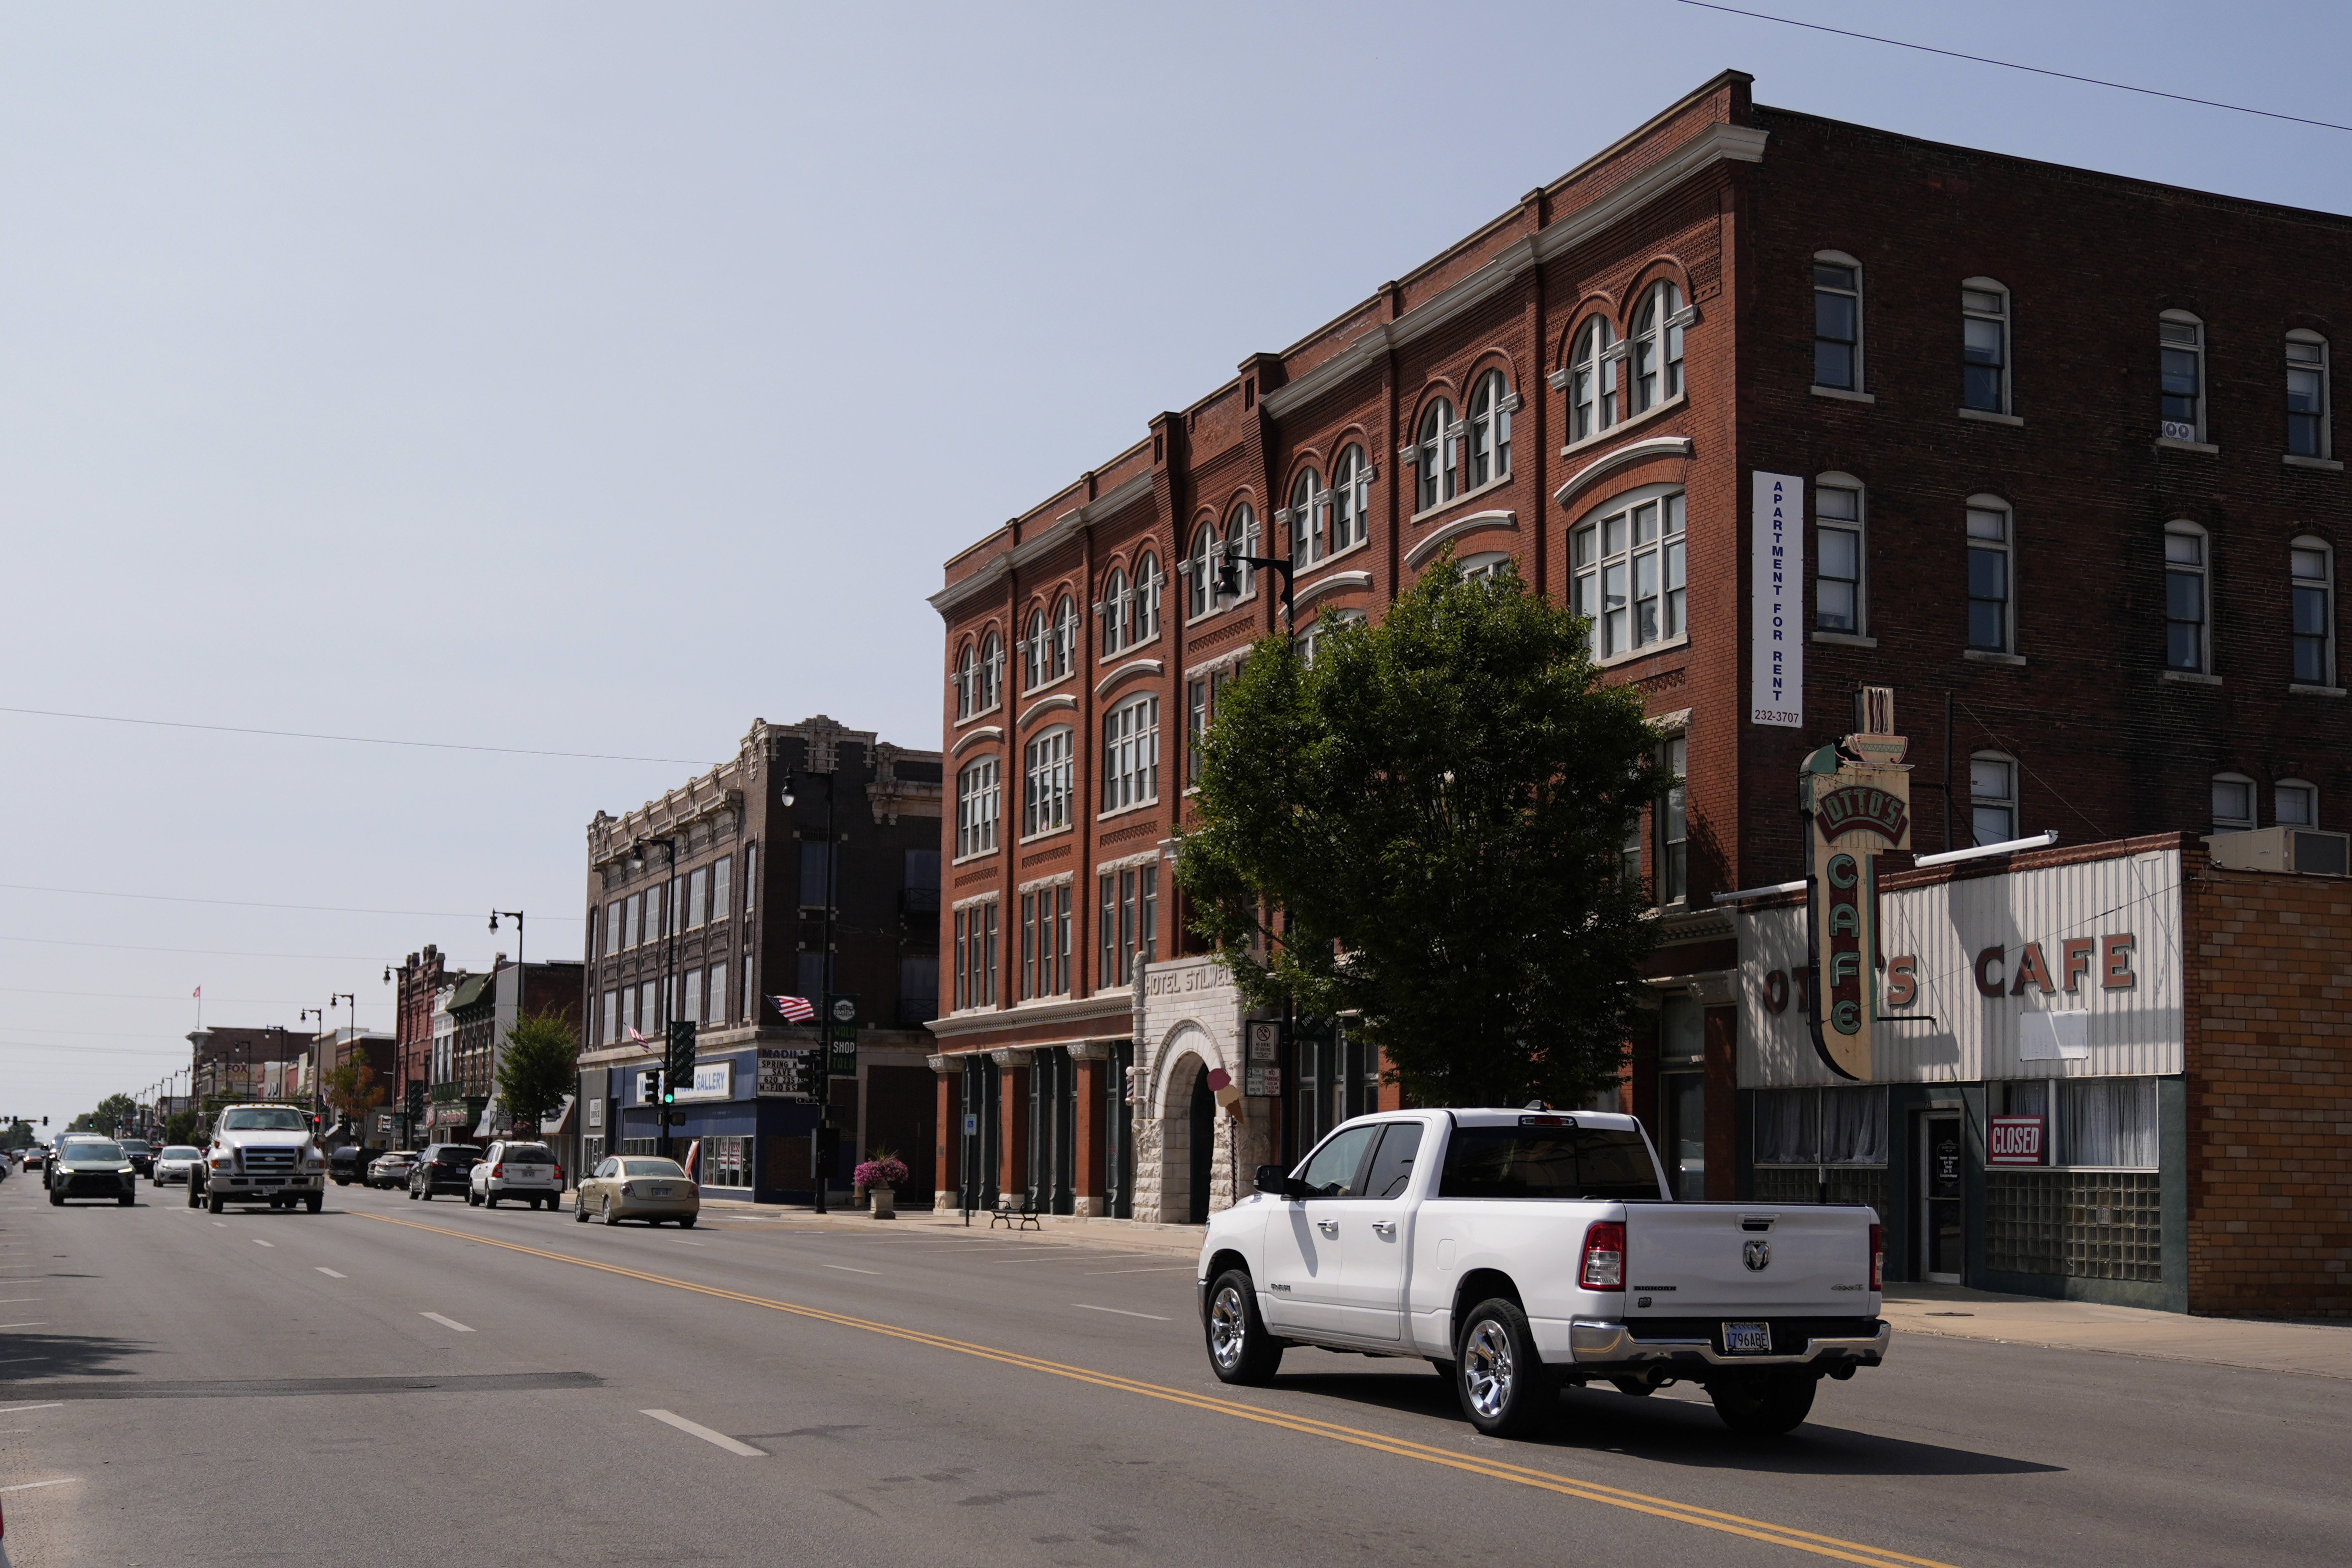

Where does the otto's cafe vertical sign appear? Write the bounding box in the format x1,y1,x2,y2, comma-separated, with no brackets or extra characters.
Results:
1751,472,1804,728
1806,689,1910,1080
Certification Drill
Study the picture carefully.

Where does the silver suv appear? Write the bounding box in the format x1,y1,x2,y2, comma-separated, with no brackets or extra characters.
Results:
468,1140,563,1210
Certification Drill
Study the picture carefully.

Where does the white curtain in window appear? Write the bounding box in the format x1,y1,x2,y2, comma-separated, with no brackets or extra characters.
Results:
2061,1077,2157,1168
1753,1086,1885,1164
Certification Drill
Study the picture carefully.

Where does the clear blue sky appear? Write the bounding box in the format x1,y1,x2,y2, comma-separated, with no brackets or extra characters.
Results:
2,0,2344,1125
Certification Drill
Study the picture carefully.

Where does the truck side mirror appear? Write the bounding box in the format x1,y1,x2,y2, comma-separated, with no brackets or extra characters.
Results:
1252,1164,1286,1196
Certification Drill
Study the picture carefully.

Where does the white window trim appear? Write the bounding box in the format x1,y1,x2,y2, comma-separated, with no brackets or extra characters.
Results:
1560,388,1687,457
2287,328,2332,463
2159,309,2208,445
1965,493,2016,656
2275,776,2320,828
1960,276,2012,419
2163,520,2211,677
1813,248,1864,397
1569,481,1690,666
1627,281,1686,420
1968,750,2021,846
2291,534,2337,690
1466,369,1516,491
2211,770,2259,833
1814,470,1866,639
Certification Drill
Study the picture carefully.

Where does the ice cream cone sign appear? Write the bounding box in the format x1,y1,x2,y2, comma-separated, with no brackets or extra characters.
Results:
1205,1067,1244,1117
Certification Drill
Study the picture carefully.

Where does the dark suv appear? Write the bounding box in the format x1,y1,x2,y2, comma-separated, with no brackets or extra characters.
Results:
407,1144,480,1201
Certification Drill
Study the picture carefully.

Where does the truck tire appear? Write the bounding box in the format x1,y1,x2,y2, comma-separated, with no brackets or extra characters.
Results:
207,1189,225,1215
306,1192,323,1214
1455,1297,1554,1439
188,1177,202,1209
1203,1268,1283,1386
1709,1370,1815,1436
485,1193,498,1209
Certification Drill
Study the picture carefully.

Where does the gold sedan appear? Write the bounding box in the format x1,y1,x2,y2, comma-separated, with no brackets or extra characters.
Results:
574,1155,699,1227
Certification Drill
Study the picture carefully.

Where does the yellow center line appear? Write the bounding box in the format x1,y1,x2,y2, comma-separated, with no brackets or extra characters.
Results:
357,1211,1960,1568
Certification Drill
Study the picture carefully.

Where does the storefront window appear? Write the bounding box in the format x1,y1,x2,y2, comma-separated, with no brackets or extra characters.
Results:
1661,1072,1704,1200
1751,1085,1889,1165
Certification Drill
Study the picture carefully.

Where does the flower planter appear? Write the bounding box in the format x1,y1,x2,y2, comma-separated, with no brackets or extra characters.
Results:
870,1186,896,1219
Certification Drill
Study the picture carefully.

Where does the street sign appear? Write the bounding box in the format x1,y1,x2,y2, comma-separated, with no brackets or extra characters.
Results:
830,995,857,1024
1244,1066,1282,1097
825,994,859,1075
1246,1020,1282,1061
757,1048,816,1100
962,1112,978,1136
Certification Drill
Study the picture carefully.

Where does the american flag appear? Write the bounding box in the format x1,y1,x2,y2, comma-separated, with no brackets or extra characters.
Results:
769,994,815,1023
626,1025,649,1043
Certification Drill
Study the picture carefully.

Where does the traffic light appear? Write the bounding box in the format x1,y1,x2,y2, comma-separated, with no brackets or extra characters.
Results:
665,1020,697,1101
404,1081,425,1122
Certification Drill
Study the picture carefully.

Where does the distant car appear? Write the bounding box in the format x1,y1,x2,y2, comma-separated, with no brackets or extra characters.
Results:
152,1146,203,1187
117,1139,156,1177
407,1144,480,1201
574,1155,697,1227
326,1146,376,1187
367,1150,419,1189
21,1149,46,1173
469,1140,564,1210
48,1140,137,1206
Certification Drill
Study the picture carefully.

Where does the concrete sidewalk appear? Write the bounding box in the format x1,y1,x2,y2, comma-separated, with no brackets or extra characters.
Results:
1883,1282,2352,1379
700,1199,2352,1379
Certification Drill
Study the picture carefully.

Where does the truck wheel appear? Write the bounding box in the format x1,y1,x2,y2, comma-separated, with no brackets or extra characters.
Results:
187,1178,201,1209
1203,1268,1283,1386
1456,1297,1554,1439
1709,1371,1816,1436
207,1189,225,1215
485,1194,498,1209
306,1192,324,1214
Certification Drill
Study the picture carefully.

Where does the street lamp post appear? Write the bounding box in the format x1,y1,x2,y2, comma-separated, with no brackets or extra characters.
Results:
781,770,837,1215
622,844,676,1157
489,911,525,1138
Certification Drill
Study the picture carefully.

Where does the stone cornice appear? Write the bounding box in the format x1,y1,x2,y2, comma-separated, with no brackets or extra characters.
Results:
931,472,1158,621
924,992,1136,1040
950,725,1004,757
1094,657,1164,698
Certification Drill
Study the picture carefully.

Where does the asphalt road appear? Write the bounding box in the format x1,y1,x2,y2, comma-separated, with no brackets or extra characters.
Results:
0,1177,2346,1568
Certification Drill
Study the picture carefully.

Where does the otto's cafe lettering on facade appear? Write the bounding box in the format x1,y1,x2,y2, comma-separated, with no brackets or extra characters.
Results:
1760,930,2142,1020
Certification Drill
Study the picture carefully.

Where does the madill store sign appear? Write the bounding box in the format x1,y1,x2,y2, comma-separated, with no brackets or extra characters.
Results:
1738,843,2185,1088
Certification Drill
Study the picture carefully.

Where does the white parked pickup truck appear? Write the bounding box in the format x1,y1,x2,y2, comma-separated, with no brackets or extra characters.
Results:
1197,1108,1886,1438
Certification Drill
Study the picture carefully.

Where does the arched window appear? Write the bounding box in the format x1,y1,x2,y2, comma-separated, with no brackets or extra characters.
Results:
2211,772,2257,833
2163,522,2208,673
1187,521,1219,619
1966,497,2013,653
978,631,1004,711
2288,330,2331,460
952,642,978,721
1568,317,1618,444
1630,283,1685,413
1051,596,1077,680
1099,569,1128,658
1290,467,1324,564
1024,609,1050,690
1227,504,1259,600
955,756,1000,858
1570,488,1686,659
2292,536,2335,686
1132,552,1162,643
2160,310,2205,442
1815,475,1865,634
1970,753,2018,845
1456,550,1514,584
1331,445,1370,557
2277,777,2319,827
1468,370,1514,487
1962,278,2010,414
1415,398,1458,511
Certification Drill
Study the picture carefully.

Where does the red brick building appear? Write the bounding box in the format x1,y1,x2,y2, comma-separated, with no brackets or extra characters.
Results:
926,71,2351,1261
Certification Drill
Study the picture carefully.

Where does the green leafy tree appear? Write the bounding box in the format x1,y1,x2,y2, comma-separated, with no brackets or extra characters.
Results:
495,1012,578,1133
75,1093,139,1135
1176,555,1670,1109
164,1109,203,1146
0,1120,33,1152
321,1059,387,1132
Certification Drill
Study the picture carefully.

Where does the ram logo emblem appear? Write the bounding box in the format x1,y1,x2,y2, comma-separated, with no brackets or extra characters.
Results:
1742,1239,1771,1272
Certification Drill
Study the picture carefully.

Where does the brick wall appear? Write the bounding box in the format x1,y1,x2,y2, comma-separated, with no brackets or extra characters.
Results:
2186,848,2352,1315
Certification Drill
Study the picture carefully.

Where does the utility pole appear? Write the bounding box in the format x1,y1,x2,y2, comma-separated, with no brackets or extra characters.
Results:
621,846,675,1156
782,768,839,1214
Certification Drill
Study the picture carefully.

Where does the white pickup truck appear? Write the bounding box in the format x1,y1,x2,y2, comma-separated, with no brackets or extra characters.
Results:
188,1104,328,1214
1197,1108,1886,1438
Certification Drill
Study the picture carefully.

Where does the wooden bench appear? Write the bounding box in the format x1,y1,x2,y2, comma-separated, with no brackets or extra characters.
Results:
989,1192,1041,1231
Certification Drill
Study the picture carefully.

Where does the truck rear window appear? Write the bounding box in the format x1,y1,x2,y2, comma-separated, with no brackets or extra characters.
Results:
1437,1127,1662,1201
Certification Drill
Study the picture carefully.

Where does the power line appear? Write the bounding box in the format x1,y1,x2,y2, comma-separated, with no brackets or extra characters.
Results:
0,705,716,767
1676,1,2352,134
0,934,382,961
0,1038,200,1058
0,883,580,922
0,986,304,1005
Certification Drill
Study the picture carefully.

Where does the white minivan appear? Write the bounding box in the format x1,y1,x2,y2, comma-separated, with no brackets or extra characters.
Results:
467,1140,563,1210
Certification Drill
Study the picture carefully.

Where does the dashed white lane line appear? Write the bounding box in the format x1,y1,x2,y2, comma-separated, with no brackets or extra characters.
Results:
252,1239,274,1249
0,1404,64,1414
821,1264,879,1275
0,1322,46,1329
0,1298,39,1304
1083,1264,1195,1274
1074,1303,1170,1321
639,1409,764,1457
212,1222,227,1229
418,1312,474,1333
315,1267,346,1278
672,1240,706,1248
0,1478,79,1493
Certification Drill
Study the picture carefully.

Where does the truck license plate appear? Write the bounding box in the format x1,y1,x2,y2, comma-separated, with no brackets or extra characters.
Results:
1722,1321,1771,1355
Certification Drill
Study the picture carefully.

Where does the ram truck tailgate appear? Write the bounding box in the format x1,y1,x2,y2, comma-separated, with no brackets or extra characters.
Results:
1622,1205,1876,1317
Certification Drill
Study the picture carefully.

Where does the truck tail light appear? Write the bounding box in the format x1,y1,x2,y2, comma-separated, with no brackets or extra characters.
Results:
492,1164,505,1179
1869,1224,1884,1291
554,1166,564,1184
1579,1220,1626,1290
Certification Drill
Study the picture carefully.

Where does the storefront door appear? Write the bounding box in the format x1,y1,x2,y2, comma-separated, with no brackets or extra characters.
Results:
1919,1111,1964,1283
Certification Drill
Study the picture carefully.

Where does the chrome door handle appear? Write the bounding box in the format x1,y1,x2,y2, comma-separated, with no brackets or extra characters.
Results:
1371,1221,1396,1237
1316,1219,1338,1235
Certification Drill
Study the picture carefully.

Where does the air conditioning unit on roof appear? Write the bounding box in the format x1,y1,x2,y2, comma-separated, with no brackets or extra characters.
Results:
2204,826,2352,877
